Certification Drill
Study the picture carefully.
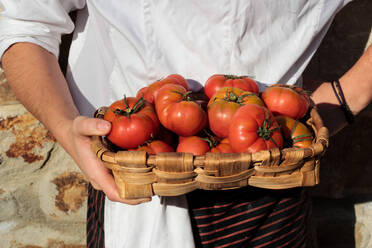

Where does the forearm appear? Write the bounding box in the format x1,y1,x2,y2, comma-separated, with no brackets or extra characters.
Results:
310,44,372,135
1,42,79,149
2,42,150,204
339,45,372,114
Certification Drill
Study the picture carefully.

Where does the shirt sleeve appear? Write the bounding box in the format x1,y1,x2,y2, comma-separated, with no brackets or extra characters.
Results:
0,0,86,61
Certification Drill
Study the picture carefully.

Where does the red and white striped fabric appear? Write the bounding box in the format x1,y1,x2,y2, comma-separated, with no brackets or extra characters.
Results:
186,187,311,248
87,184,105,248
87,186,311,248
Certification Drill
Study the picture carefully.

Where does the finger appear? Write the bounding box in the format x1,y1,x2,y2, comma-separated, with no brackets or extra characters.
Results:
88,161,148,204
72,116,151,205
72,116,111,136
76,147,120,200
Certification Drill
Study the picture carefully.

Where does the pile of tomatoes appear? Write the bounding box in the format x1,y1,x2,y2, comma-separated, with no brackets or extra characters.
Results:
103,74,314,156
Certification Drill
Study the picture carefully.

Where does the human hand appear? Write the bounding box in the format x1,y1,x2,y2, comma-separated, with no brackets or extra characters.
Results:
64,116,152,205
2,43,151,204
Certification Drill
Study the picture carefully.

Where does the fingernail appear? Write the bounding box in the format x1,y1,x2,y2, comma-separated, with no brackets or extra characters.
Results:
98,121,110,131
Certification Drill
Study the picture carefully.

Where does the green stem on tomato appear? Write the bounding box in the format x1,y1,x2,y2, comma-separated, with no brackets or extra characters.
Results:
257,111,280,147
114,95,146,118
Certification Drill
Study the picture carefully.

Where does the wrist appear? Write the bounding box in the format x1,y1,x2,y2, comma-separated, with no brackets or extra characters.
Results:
310,82,349,136
48,116,77,153
330,79,355,125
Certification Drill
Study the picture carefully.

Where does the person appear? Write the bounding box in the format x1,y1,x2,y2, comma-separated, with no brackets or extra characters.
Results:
1,1,370,247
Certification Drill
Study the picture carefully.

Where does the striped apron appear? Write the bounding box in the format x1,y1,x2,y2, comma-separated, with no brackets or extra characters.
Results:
86,185,311,247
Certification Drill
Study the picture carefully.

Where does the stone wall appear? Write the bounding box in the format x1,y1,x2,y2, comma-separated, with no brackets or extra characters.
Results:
0,1,371,247
0,68,86,247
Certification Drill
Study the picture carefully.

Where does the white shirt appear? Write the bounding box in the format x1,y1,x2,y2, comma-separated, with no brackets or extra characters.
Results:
0,1,351,247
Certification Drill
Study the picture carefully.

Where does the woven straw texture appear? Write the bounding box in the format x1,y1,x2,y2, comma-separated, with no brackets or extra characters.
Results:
91,107,329,199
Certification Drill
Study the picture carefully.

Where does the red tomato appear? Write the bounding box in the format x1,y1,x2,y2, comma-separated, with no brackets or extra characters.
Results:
290,85,310,103
176,136,210,155
228,104,283,153
162,74,189,88
210,138,234,153
207,87,264,138
261,84,310,119
275,116,313,148
136,86,151,103
155,84,207,137
136,74,189,104
104,96,160,149
134,140,174,154
204,74,259,99
178,136,188,143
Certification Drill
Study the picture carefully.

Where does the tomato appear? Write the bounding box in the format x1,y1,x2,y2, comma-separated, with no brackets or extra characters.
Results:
261,84,310,119
155,84,207,137
104,96,160,149
176,136,210,155
136,86,151,103
210,138,234,153
136,74,189,104
289,85,311,104
161,74,189,88
207,87,264,108
207,87,264,138
228,104,283,153
204,74,259,99
178,136,188,143
103,99,126,123
275,116,313,148
134,140,174,154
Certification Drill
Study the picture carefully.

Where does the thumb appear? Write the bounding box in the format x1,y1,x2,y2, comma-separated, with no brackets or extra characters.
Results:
72,116,111,136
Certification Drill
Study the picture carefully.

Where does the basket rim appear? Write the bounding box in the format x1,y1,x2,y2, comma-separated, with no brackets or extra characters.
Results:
91,105,329,169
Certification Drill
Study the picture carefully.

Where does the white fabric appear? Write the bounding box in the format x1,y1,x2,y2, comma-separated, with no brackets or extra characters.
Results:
0,0,86,57
0,0,352,247
105,196,194,248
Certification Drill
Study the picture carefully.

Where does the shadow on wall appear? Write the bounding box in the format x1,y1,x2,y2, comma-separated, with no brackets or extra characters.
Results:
303,0,372,247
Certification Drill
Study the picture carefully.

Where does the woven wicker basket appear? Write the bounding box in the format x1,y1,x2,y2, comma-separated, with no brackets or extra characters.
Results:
91,106,329,199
